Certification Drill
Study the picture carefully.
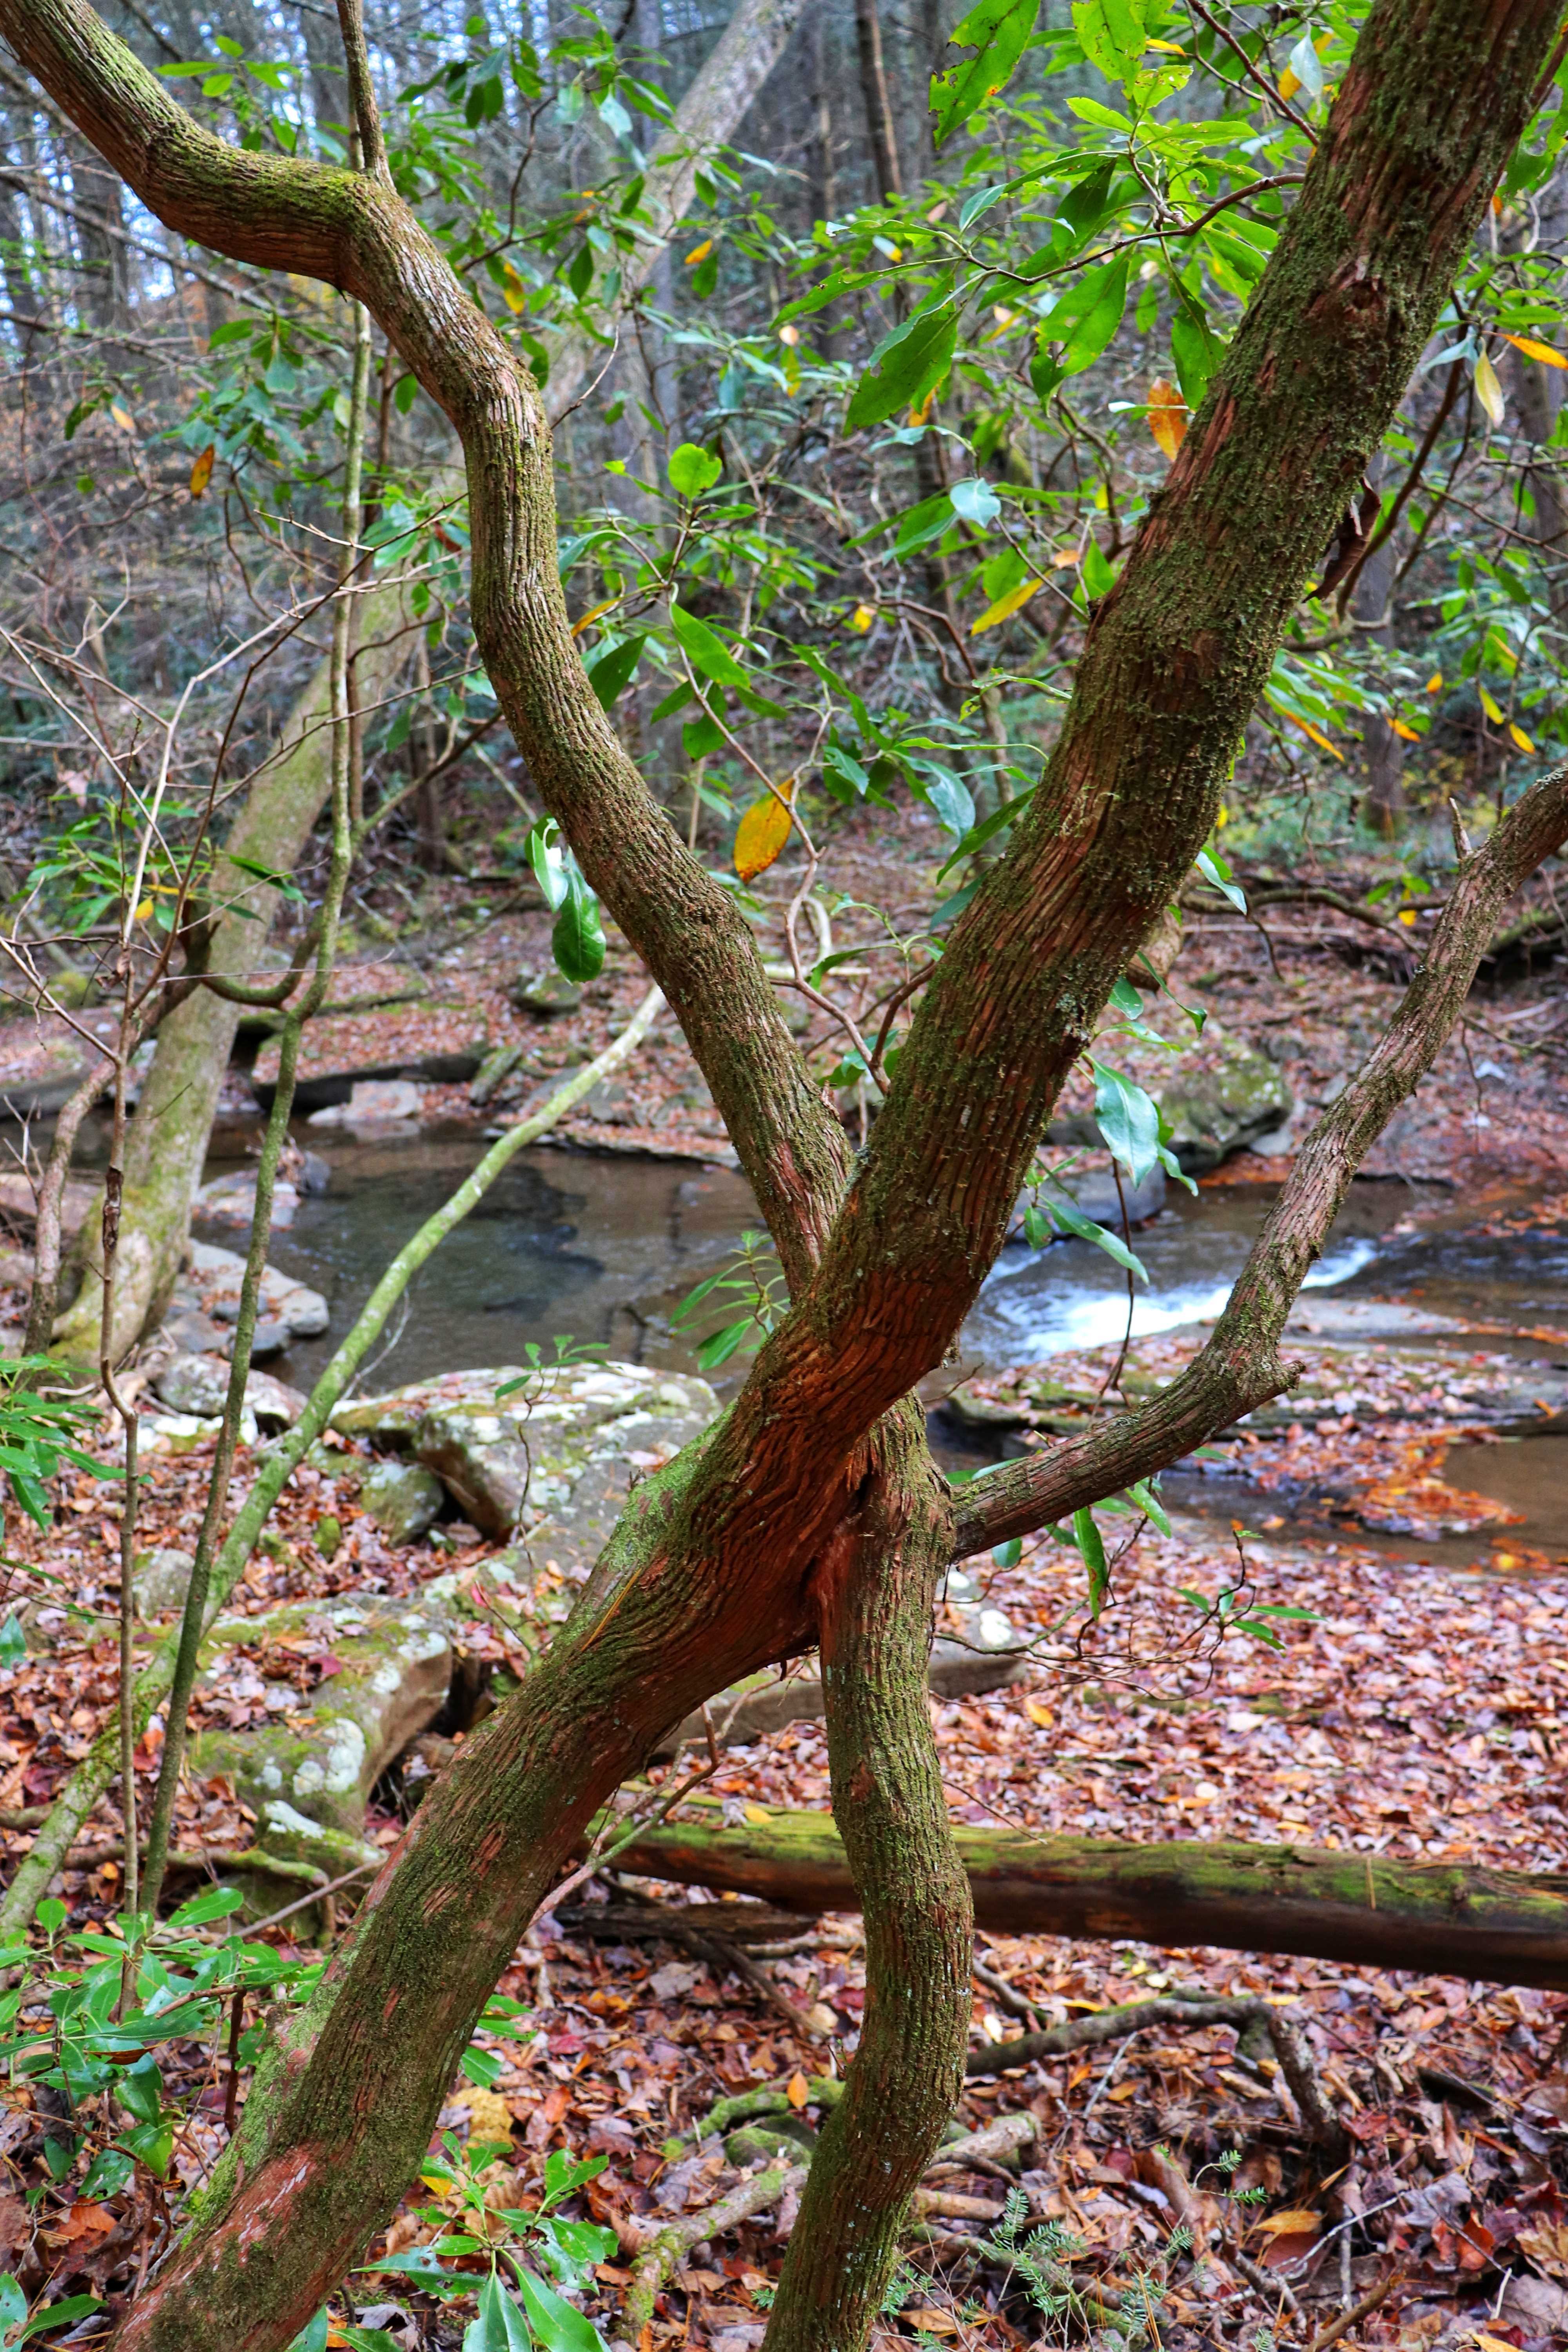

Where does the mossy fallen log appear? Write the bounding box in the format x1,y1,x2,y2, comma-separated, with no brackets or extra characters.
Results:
613,1811,1568,1992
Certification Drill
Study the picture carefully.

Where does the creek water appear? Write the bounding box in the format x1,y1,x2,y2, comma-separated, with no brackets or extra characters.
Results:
198,1127,1568,1574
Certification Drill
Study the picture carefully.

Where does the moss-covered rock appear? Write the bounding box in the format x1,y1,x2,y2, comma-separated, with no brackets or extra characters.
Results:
332,1361,720,1561
189,1583,458,1860
1044,1013,1291,1173
361,1458,445,1543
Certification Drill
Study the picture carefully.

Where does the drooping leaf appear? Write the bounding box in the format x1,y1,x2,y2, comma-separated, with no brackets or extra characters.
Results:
1170,303,1223,410
1195,846,1246,911
529,826,569,913
1091,1060,1161,1185
1147,376,1187,461
583,635,644,712
733,793,794,881
845,301,958,433
1474,348,1506,425
1039,252,1129,374
188,443,215,498
552,875,606,985
1042,1191,1148,1282
931,0,1038,147
1072,1506,1109,1617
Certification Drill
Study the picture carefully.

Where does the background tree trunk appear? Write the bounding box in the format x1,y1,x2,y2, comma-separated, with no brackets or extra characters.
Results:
1355,451,1408,835
854,0,902,204
50,577,419,1362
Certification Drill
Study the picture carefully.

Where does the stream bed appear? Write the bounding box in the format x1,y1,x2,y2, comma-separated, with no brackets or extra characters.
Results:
198,1127,1568,1576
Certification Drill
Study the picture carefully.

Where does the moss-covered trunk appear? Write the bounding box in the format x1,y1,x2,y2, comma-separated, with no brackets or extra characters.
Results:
614,1812,1568,1994
761,1405,972,2352
3,4,1563,2349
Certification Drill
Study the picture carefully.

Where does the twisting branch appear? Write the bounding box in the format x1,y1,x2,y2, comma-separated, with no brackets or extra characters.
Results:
951,764,1568,1559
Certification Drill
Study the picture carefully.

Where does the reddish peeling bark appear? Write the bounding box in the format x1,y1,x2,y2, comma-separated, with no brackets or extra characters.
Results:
0,4,1563,2348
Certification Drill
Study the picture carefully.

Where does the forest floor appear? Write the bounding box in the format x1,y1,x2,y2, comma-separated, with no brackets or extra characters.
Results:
0,805,1564,2348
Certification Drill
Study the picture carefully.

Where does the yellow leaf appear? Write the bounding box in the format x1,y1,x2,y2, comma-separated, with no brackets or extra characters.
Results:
786,2071,810,2110
684,239,713,265
1509,720,1536,753
908,389,936,426
1254,2209,1322,2237
1479,685,1505,725
742,1799,773,1823
1390,719,1419,741
1107,2079,1139,2102
778,321,800,347
1474,349,1506,426
1147,376,1188,462
1278,67,1301,98
1145,36,1186,51
133,898,153,922
1504,331,1568,370
849,603,877,633
571,598,618,639
1024,1697,1053,1728
1215,801,1229,827
420,2172,455,2196
188,443,215,499
970,577,1042,633
1398,909,1417,926
1289,714,1343,761
110,403,136,434
1426,671,1443,692
1471,2335,1524,2352
500,262,527,315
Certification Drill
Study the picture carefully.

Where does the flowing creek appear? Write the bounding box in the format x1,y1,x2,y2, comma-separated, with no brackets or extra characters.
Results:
196,1127,1568,1575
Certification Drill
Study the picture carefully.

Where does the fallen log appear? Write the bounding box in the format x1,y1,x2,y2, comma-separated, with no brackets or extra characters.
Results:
612,1812,1568,1993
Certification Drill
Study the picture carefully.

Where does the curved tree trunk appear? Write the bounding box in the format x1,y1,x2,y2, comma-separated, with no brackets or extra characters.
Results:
763,1406,973,2352
2,5,1563,2349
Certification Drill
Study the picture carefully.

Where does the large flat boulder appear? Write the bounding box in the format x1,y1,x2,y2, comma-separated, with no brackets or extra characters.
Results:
331,1360,721,1555
250,991,490,1112
0,1009,118,1117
